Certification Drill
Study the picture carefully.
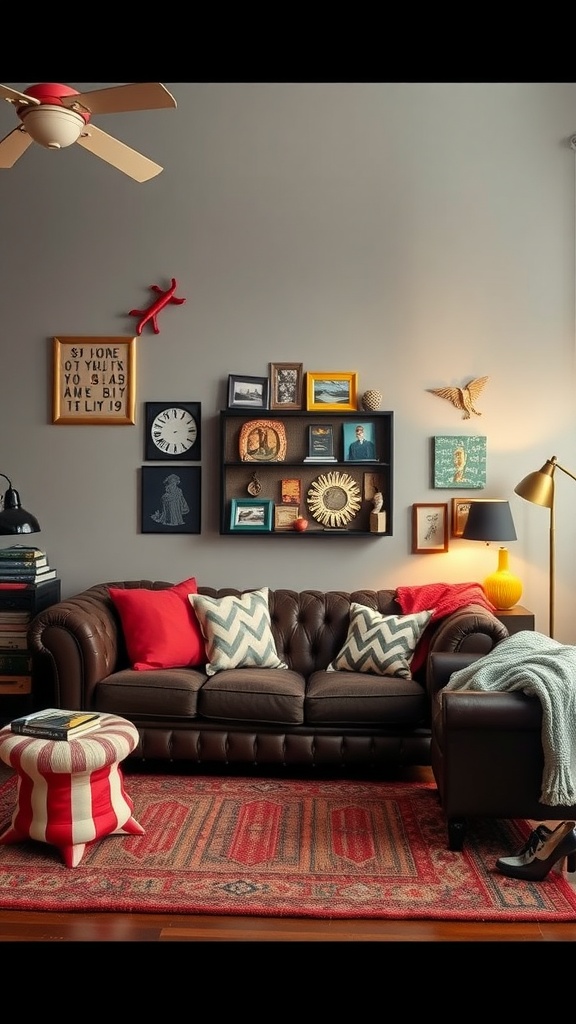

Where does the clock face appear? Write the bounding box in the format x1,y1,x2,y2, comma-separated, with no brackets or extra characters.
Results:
145,402,201,461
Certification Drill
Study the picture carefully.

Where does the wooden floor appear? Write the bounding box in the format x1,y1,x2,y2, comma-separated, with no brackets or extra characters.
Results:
0,764,575,942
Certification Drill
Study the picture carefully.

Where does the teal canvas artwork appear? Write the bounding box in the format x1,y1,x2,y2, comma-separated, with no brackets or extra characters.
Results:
433,435,486,489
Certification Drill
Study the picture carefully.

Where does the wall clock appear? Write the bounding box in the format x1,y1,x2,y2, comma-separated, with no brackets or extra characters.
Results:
145,402,201,461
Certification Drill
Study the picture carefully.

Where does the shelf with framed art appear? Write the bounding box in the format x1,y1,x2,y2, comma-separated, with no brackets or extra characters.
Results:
219,409,394,537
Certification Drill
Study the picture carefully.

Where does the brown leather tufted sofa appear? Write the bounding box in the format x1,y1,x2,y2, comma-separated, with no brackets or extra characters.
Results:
28,582,508,769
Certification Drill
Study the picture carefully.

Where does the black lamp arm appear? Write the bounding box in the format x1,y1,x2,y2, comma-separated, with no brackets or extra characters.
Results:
0,473,21,510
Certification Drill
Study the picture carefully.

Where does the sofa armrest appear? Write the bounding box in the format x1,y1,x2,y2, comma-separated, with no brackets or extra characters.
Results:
28,583,122,710
426,605,509,695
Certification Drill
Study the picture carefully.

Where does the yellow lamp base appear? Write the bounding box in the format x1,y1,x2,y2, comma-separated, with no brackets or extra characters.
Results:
483,547,523,609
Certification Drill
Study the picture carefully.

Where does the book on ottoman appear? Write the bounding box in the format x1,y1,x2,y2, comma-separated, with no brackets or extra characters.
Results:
10,708,102,740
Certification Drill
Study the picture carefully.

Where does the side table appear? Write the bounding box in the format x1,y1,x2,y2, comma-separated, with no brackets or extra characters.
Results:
494,605,535,635
0,713,144,867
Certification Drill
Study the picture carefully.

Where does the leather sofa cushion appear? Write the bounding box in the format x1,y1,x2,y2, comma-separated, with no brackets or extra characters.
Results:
305,670,429,725
198,668,306,724
94,667,207,717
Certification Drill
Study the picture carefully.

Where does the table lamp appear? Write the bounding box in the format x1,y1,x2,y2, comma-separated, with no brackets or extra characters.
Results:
462,499,521,608
514,455,576,638
0,473,41,535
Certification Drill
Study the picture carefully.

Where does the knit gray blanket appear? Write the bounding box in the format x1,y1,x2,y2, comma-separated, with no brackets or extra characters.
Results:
445,630,576,806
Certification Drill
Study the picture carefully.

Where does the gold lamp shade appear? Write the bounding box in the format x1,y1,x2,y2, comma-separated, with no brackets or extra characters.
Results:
514,456,576,638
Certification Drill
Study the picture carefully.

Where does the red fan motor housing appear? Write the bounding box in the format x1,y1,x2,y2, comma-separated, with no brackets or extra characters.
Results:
19,84,91,125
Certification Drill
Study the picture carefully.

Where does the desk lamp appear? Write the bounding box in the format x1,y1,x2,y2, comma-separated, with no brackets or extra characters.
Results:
514,456,576,638
0,473,41,535
462,499,521,608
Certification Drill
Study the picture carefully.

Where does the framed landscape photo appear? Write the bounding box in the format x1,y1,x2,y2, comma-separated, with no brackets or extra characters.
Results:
306,372,358,412
269,362,303,410
230,498,273,532
227,375,269,410
52,336,137,425
141,467,201,534
412,503,449,553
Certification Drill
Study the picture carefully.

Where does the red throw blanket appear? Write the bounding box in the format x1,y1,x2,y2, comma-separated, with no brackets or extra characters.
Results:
396,582,496,675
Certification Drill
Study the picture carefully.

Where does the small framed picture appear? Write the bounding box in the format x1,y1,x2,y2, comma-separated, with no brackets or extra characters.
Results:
230,498,274,532
274,504,300,530
451,497,480,537
227,375,269,410
306,372,358,412
269,362,304,410
343,421,377,461
308,424,335,458
433,435,487,489
412,503,449,553
281,478,301,504
141,467,201,534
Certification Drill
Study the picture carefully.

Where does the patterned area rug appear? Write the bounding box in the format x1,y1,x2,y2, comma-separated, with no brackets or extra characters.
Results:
0,772,575,920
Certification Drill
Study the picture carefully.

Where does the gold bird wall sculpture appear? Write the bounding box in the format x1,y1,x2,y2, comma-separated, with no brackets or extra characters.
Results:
427,376,489,419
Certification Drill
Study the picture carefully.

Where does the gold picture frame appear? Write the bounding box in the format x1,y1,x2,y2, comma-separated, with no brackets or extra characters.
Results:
306,372,358,412
452,497,480,538
52,336,137,425
269,362,304,410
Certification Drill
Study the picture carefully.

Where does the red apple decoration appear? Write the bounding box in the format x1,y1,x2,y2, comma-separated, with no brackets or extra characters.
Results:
293,516,309,532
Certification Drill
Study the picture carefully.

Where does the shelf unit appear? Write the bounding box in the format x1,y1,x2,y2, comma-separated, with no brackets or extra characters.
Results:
220,409,394,537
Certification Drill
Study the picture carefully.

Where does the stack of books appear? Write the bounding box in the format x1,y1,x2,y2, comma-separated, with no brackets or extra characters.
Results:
0,545,57,586
10,708,102,740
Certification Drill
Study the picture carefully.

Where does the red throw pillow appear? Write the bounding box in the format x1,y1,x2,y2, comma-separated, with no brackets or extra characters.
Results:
109,578,205,671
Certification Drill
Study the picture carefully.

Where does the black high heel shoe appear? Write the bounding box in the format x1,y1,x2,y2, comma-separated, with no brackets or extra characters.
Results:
496,820,576,881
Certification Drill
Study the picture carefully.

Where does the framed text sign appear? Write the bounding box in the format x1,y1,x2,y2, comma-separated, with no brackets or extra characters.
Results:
52,336,137,425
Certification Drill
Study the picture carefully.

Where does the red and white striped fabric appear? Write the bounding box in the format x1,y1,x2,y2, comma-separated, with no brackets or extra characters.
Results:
0,714,144,867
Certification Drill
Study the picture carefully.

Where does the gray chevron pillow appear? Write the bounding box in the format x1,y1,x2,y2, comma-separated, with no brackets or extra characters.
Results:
328,603,433,679
189,587,288,676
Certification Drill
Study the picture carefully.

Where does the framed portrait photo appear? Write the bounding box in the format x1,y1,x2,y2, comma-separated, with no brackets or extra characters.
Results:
269,362,303,410
342,420,377,462
412,503,449,553
141,466,201,535
230,498,273,532
227,374,269,410
306,372,358,412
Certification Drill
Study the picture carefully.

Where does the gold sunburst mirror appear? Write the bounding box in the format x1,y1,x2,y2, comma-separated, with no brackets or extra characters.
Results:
307,471,362,528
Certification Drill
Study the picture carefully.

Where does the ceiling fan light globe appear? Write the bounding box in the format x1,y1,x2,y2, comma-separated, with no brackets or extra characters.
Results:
21,106,84,149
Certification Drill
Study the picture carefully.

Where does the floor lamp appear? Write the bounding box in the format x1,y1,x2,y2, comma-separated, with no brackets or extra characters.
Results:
514,456,576,639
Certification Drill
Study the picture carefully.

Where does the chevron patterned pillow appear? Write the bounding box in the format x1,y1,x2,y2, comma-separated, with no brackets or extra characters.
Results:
328,603,433,678
189,587,288,676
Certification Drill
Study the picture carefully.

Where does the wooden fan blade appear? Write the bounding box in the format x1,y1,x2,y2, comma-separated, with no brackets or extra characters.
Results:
62,82,176,115
0,84,41,107
0,127,33,168
76,124,163,181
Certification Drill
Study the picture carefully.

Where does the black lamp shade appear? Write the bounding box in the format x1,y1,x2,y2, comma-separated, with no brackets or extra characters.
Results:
0,477,41,535
462,500,517,542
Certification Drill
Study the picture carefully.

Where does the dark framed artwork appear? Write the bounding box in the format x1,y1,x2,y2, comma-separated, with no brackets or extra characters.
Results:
269,362,303,410
307,424,335,459
227,374,269,410
342,421,377,461
141,466,201,534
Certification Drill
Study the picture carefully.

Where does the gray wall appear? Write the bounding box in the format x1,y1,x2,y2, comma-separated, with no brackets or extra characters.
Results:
1,82,575,639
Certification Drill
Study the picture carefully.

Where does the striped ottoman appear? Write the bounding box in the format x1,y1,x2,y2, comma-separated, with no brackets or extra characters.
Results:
0,713,144,867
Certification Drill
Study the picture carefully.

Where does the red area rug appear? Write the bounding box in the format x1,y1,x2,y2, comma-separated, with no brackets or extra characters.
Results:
0,772,575,920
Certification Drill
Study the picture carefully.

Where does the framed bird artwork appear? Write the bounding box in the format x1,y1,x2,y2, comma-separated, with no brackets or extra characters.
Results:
427,376,489,419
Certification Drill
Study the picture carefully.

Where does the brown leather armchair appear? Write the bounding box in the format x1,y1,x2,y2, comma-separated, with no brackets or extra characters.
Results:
429,651,576,850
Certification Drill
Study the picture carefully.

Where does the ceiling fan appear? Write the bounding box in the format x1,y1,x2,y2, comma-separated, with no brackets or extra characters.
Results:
0,82,177,182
